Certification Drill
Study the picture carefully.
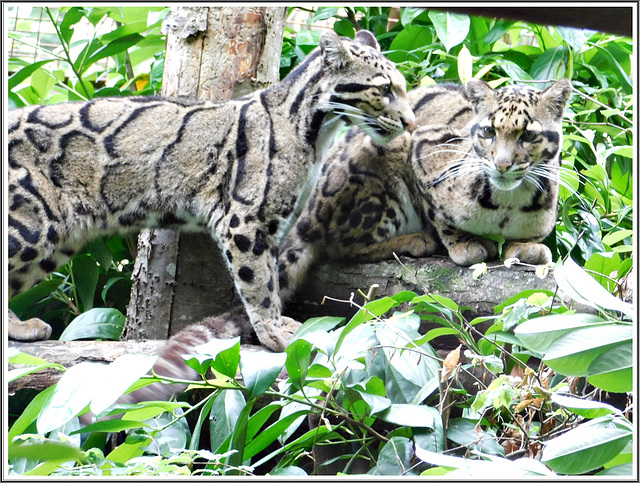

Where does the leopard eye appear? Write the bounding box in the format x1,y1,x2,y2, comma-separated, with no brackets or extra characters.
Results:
379,84,392,96
520,130,539,143
480,126,495,138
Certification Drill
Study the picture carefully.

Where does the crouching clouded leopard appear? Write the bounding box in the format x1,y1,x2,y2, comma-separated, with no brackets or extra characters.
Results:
278,78,572,297
7,29,415,350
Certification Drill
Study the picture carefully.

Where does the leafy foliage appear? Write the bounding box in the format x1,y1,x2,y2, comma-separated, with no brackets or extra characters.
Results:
8,6,634,477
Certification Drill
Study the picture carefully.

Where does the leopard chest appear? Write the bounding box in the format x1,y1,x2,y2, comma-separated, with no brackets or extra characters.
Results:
431,178,556,240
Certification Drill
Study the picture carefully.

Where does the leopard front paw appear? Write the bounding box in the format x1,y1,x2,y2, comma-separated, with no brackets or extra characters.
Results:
260,317,302,352
504,241,552,265
447,238,498,266
8,310,52,341
399,232,438,258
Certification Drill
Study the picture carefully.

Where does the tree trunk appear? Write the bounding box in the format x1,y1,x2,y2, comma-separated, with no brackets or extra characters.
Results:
124,6,287,340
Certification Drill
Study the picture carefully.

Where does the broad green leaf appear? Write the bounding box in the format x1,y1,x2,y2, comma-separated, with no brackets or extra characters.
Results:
554,257,633,317
8,385,57,442
586,340,633,392
292,316,343,341
89,354,157,415
483,20,517,45
58,7,86,44
530,46,568,86
245,402,283,443
243,409,311,461
387,24,432,63
70,419,149,435
551,394,621,418
269,466,308,477
8,59,58,90
210,390,245,454
9,278,64,316
71,254,99,312
376,436,414,475
333,297,397,356
557,26,590,52
597,463,634,476
543,325,632,376
84,237,114,270
541,418,632,474
193,337,240,377
37,362,105,433
400,7,425,26
354,389,391,415
602,229,633,246
105,434,151,464
514,313,607,354
227,398,253,470
285,338,313,390
415,447,554,476
59,308,126,341
85,33,143,67
446,418,505,456
239,350,286,399
428,11,469,52
410,375,440,405
378,404,437,428
9,437,87,464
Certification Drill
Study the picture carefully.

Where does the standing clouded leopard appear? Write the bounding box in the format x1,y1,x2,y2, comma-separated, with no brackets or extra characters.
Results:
278,78,572,297
7,30,415,350
114,78,572,407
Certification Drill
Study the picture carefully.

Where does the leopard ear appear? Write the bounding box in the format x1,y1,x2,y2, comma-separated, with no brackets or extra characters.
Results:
354,30,380,51
541,78,572,120
319,30,353,71
465,78,495,114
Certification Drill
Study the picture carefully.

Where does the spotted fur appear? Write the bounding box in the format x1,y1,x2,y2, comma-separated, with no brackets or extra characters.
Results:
278,79,572,299
7,30,415,350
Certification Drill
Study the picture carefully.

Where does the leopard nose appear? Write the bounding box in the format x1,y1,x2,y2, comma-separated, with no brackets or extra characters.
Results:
402,111,417,132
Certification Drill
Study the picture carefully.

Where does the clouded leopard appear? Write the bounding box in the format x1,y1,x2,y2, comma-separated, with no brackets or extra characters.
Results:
7,30,415,351
278,78,572,297
107,79,573,406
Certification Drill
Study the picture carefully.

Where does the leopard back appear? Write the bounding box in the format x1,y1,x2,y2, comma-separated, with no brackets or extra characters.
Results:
8,30,414,350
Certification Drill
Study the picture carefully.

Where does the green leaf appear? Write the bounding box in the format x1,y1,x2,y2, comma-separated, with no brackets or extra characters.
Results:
71,419,149,435
293,316,344,341
400,7,425,26
90,354,157,415
105,434,151,464
9,438,87,465
227,398,253,471
8,59,58,90
333,296,397,357
376,436,414,476
85,33,143,67
9,278,64,316
457,44,473,84
71,254,99,312
543,325,632,376
210,390,246,454
586,341,633,393
557,26,590,52
8,385,57,442
378,404,437,428
243,409,311,461
84,237,114,269
239,350,286,399
554,257,634,317
387,24,432,63
551,394,621,419
194,337,241,378
446,418,505,456
483,20,517,45
428,11,470,52
58,7,86,44
37,362,103,433
354,389,391,415
59,307,125,341
530,46,568,86
285,338,313,390
541,417,632,474
515,312,609,354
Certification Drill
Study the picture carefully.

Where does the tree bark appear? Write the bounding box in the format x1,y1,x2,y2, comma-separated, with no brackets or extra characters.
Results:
124,6,287,340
